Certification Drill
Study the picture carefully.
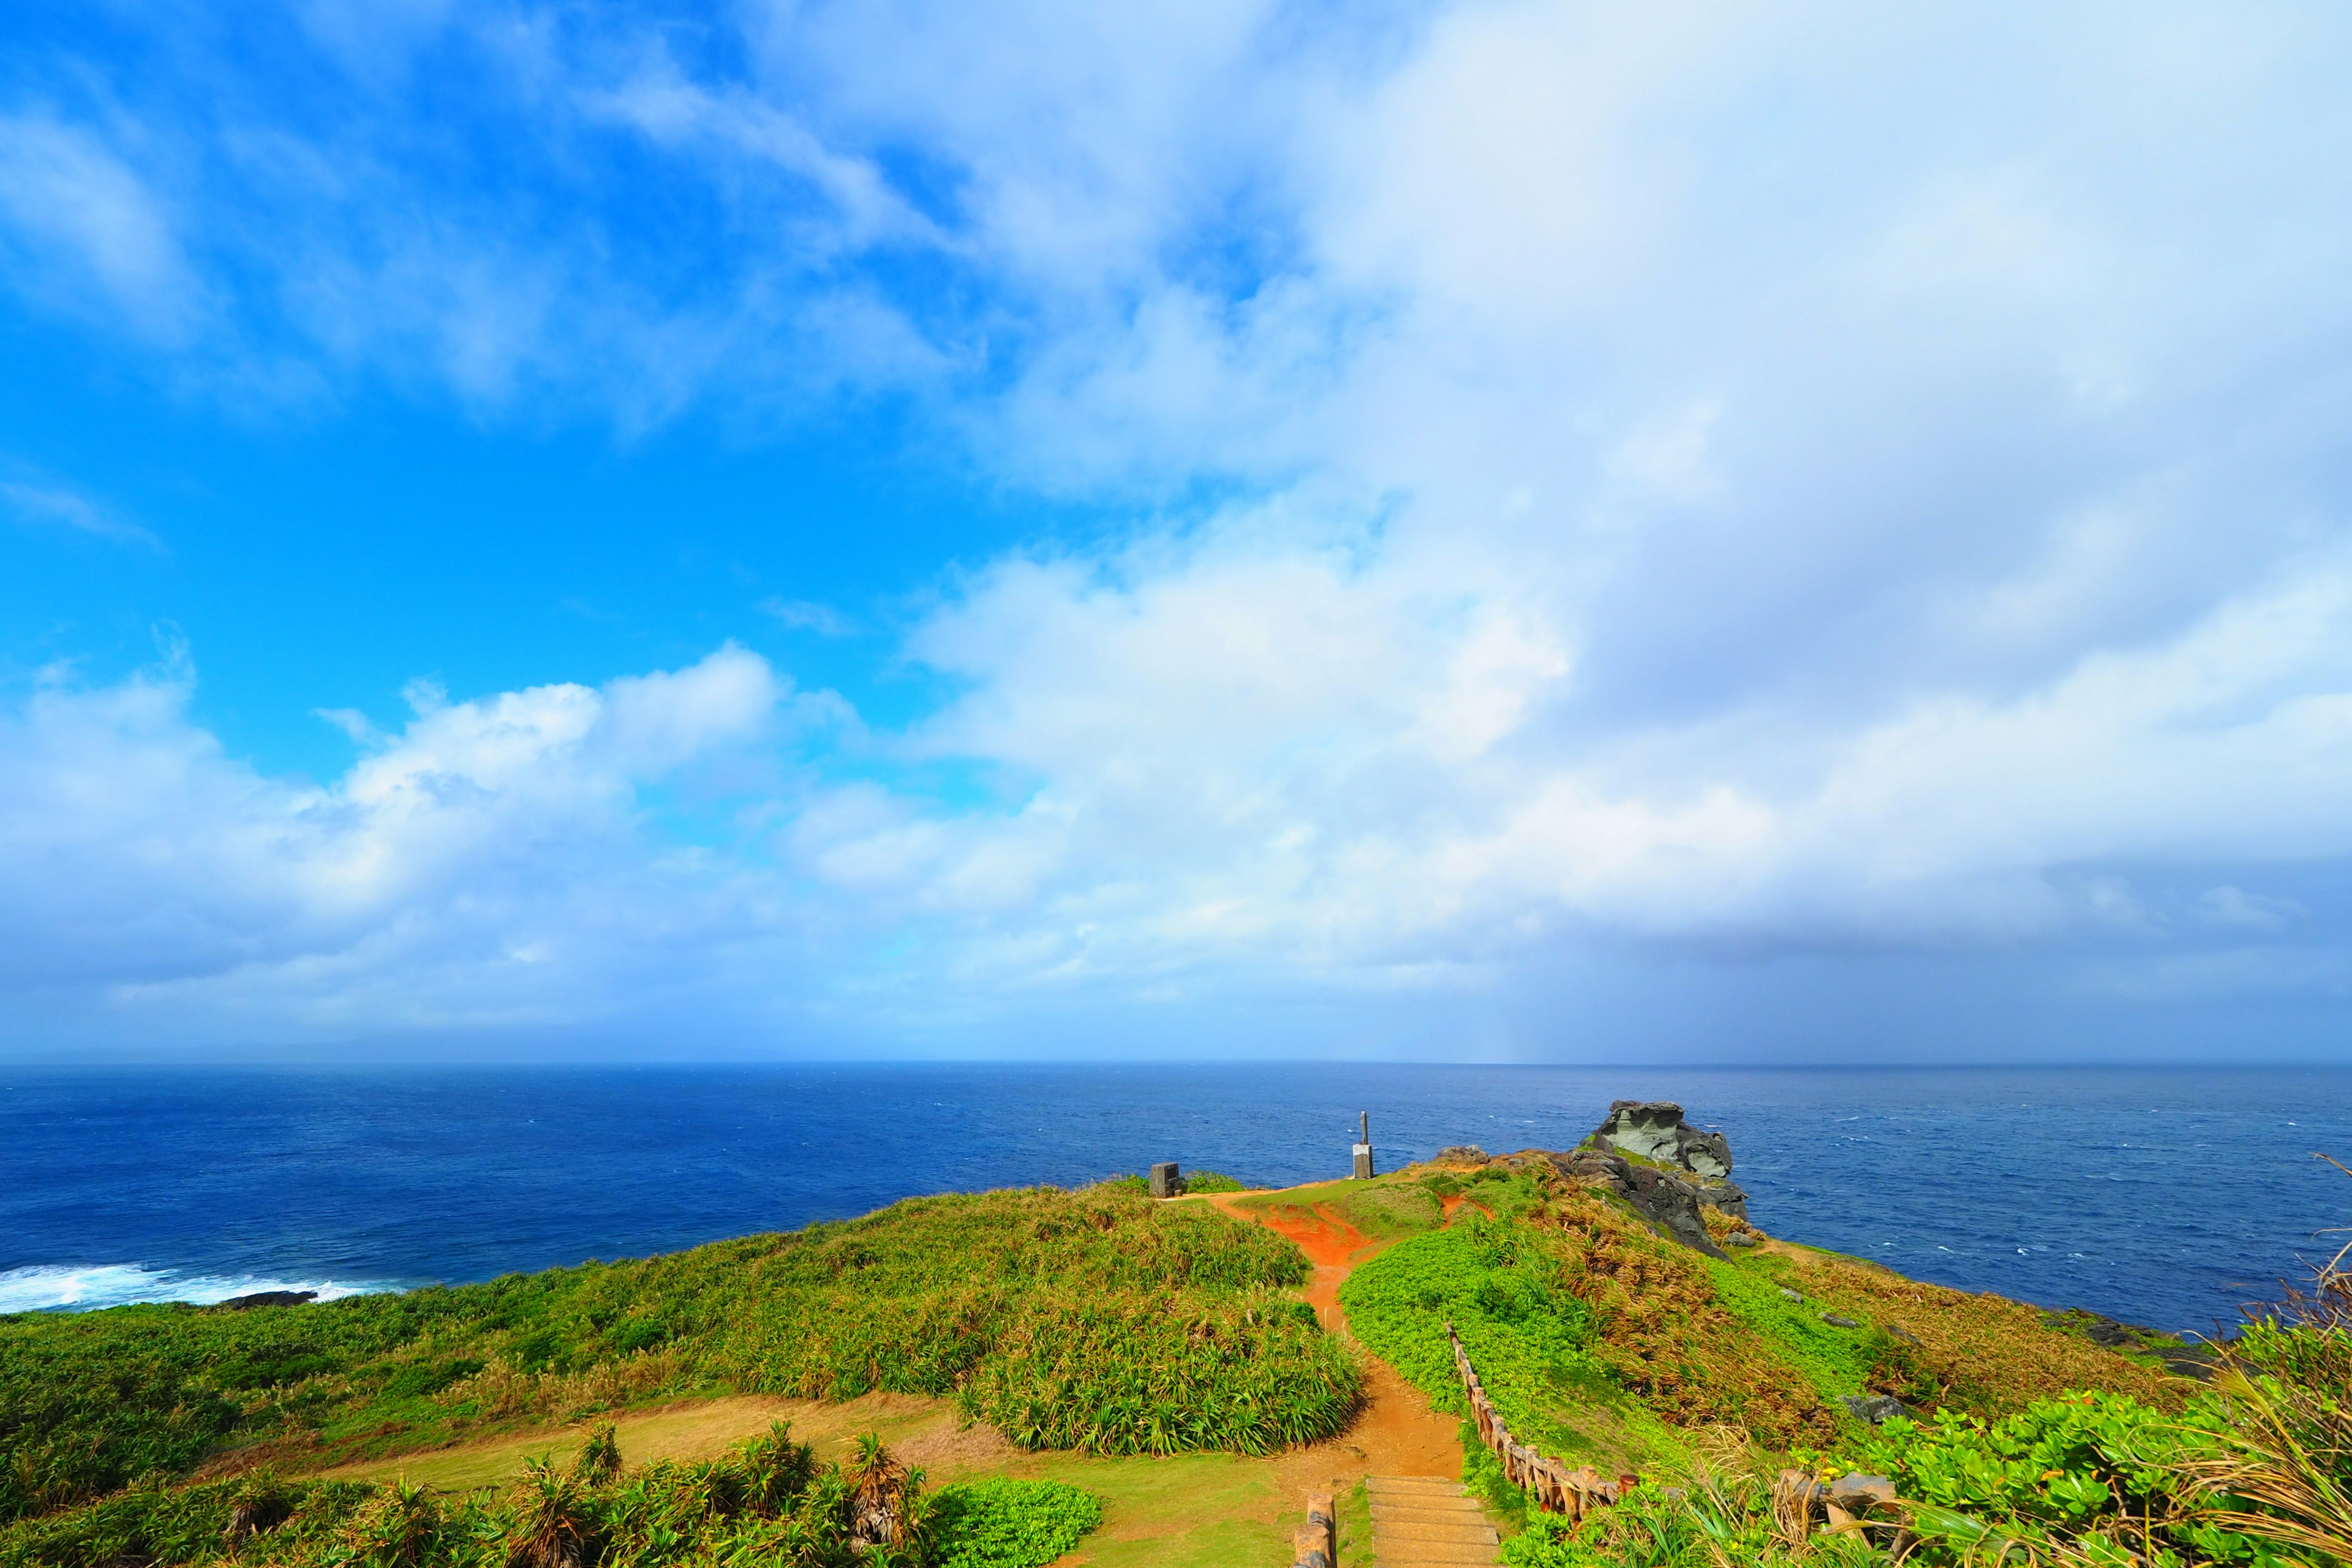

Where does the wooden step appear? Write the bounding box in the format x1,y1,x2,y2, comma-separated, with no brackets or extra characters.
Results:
1371,1498,1491,1518
1364,1476,1500,1567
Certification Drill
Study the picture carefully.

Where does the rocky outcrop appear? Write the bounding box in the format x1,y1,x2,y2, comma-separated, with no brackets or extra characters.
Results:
2039,1308,2220,1380
1549,1101,1752,1258
1593,1101,1735,1180
216,1289,317,1310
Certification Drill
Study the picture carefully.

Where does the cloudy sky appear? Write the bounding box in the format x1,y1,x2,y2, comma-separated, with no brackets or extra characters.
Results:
4,1,2350,1061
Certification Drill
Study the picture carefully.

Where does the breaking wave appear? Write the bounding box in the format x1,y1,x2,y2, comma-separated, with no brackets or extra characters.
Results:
0,1264,394,1314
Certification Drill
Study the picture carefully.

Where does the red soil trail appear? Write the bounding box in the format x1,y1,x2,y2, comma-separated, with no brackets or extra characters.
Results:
1206,1193,1463,1483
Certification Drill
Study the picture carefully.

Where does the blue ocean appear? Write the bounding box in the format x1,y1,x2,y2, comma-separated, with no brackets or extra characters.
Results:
3,1065,2345,1338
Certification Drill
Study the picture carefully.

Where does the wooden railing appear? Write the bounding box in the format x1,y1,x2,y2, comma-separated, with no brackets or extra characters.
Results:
1449,1321,1631,1523
1289,1491,1336,1568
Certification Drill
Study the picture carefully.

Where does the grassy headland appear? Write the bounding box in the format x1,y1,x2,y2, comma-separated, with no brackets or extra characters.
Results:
0,1185,1355,1523
7,1151,2347,1568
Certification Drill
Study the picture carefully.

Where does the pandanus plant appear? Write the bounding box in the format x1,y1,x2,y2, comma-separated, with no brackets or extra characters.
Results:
841,1433,934,1559
508,1458,597,1568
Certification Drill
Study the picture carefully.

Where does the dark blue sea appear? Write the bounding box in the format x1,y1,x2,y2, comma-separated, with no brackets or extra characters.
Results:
3,1065,2346,1338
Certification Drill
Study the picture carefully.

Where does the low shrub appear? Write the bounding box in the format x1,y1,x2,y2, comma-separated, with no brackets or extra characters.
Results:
929,1478,1101,1568
959,1289,1359,1454
0,1425,1096,1568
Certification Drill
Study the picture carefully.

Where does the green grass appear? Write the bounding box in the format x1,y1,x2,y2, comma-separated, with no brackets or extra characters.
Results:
1233,1175,1449,1242
1338,1217,1616,1463
0,1185,1355,1521
1695,1253,1872,1400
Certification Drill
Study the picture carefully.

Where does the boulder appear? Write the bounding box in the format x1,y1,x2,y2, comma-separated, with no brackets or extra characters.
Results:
1431,1145,1490,1164
1841,1394,1911,1425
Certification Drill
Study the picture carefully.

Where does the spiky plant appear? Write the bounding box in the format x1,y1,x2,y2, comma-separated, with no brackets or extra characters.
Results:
508,1457,598,1568
734,1423,816,1521
842,1434,912,1555
573,1423,622,1487
225,1471,295,1549
344,1479,440,1568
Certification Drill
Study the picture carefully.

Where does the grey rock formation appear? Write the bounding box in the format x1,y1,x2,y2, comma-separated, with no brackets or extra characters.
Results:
1549,1101,1760,1258
1842,1394,1912,1425
1431,1145,1490,1164
1550,1143,1729,1257
1593,1101,1736,1181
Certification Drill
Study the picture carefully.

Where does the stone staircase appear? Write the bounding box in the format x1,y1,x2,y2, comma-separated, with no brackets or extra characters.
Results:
1365,1476,1501,1566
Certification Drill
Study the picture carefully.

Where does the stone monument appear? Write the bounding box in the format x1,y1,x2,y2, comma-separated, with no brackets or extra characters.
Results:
1352,1112,1375,1179
1148,1161,1181,1198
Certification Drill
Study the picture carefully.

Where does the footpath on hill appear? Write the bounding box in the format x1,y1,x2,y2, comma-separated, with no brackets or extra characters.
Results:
1204,1189,1463,1481
318,1178,1479,1568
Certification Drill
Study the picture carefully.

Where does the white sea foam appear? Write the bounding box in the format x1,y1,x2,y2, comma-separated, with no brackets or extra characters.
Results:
0,1264,392,1313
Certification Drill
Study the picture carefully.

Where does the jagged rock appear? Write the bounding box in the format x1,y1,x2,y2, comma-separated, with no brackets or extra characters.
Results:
1583,1102,1749,1219
1723,1231,1758,1248
1842,1394,1911,1425
1548,1101,1757,1258
216,1290,317,1310
1822,1313,1860,1329
1431,1145,1490,1164
1593,1101,1736,1180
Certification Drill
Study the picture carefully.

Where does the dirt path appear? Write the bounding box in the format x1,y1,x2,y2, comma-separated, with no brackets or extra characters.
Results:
1207,1194,1463,1487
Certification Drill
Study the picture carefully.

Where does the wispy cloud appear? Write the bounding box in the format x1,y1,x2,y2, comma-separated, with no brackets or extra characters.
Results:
759,597,858,636
0,111,203,344
0,481,162,549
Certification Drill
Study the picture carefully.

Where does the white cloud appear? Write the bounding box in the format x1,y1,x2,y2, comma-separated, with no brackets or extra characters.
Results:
9,4,2352,1053
0,646,829,1040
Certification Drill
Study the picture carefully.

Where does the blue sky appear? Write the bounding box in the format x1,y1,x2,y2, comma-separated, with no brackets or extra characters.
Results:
6,1,2352,1061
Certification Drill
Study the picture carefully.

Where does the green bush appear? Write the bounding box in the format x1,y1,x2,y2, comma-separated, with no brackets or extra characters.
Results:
1182,1170,1250,1193
1858,1392,2293,1568
930,1478,1101,1568
958,1289,1359,1454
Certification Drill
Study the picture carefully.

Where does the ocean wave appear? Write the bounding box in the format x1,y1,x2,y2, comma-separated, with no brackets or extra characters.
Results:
0,1264,394,1314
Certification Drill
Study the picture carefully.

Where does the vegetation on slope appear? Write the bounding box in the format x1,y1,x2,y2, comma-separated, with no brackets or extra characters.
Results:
0,1422,1099,1568
0,1185,1357,1522
1351,1152,2351,1568
1343,1161,2183,1472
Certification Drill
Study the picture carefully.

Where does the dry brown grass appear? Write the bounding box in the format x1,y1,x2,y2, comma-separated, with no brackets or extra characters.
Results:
1779,1248,2188,1417
1542,1187,1844,1448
